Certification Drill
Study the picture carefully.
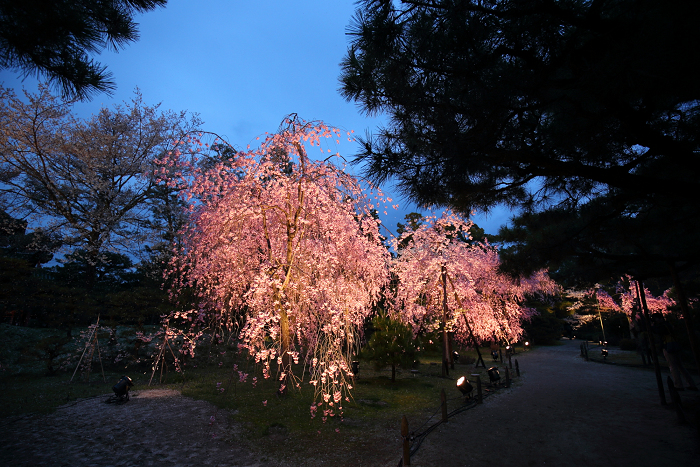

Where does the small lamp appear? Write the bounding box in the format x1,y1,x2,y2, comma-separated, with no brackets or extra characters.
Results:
487,367,500,383
452,351,460,364
113,376,133,401
601,348,608,360
456,376,473,397
351,360,360,376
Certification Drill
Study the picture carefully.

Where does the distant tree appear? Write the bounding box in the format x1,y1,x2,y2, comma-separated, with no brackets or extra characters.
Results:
390,211,557,373
361,312,417,382
396,212,424,237
0,84,200,286
0,0,167,100
52,249,137,286
394,212,423,250
0,209,59,266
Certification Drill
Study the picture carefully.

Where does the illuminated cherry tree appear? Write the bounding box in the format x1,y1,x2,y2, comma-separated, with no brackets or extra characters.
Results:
161,117,389,415
390,212,557,368
613,279,675,318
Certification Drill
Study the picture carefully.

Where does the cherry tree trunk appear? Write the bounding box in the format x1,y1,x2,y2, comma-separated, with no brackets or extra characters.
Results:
279,306,291,396
441,266,449,377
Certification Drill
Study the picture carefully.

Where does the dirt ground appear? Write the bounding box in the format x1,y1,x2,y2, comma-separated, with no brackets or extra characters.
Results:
1,339,699,466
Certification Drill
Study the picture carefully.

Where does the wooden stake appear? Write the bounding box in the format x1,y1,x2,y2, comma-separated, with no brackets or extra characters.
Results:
475,375,482,404
401,415,410,466
70,315,103,383
441,388,448,423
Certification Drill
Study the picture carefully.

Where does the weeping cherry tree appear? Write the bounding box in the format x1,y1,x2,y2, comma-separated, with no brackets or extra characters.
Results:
160,116,390,417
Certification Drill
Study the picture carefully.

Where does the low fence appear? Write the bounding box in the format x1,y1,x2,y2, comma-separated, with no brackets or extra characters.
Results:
397,359,520,466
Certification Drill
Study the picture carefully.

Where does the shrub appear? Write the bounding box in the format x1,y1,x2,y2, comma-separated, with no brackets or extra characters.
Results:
360,313,418,382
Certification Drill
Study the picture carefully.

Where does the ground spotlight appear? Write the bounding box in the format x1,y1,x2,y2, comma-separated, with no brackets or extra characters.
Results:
601,348,608,360
456,376,473,397
111,376,133,402
453,351,460,363
487,367,500,383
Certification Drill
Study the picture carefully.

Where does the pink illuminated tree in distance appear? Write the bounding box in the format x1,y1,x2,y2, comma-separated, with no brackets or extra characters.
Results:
614,278,675,319
161,116,390,415
390,212,558,372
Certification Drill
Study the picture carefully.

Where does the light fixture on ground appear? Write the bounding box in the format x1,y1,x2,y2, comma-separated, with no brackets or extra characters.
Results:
456,376,473,399
113,375,133,401
487,367,500,384
453,351,460,364
601,348,608,360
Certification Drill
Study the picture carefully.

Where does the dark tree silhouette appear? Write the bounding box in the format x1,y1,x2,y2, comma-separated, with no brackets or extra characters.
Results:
340,0,700,279
0,0,167,100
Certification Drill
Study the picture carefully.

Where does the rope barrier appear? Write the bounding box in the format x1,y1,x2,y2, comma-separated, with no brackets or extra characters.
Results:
404,380,505,460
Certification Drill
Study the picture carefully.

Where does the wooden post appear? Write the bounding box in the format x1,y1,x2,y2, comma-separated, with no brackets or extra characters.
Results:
475,375,482,404
515,359,520,377
505,367,510,388
499,348,503,364
508,353,512,369
666,376,686,424
401,415,410,466
441,388,448,422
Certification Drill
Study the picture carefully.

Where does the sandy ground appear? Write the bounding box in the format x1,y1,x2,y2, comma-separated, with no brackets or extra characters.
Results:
1,339,699,466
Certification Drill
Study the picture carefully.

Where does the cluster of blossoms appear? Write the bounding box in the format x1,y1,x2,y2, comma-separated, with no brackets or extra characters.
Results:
588,279,675,319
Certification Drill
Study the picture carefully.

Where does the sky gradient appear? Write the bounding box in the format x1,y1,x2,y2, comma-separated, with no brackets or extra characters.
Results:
0,0,511,237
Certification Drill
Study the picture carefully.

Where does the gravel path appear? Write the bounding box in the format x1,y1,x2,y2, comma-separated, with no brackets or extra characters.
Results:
0,389,273,467
1,340,698,466
409,339,700,467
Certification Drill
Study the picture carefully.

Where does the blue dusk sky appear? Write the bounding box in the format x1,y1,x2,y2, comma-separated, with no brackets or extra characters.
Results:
0,0,512,237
